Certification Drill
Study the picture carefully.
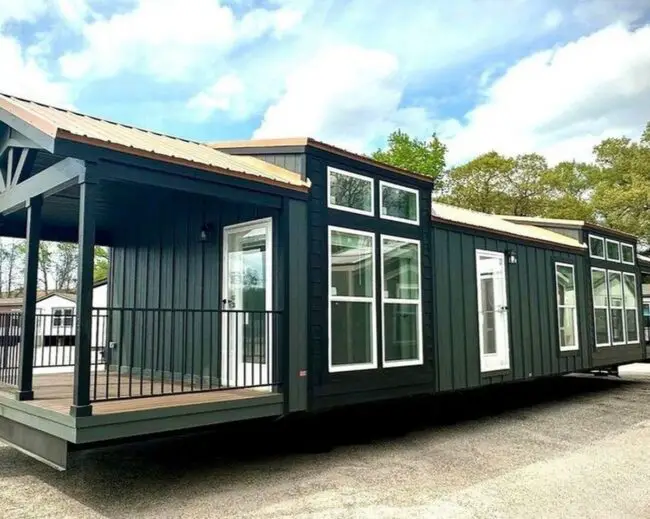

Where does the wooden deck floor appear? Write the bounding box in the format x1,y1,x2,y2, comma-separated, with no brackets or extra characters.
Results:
1,372,270,416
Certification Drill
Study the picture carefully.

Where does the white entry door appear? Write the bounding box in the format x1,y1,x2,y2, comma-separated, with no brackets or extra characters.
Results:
222,218,273,389
476,250,510,372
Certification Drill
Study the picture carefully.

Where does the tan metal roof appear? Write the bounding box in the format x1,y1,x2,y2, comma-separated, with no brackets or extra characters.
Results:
432,202,586,250
0,94,309,191
638,254,650,265
497,215,638,241
211,137,435,182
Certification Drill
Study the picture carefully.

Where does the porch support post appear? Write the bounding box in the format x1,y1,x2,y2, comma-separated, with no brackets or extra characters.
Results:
70,181,97,417
16,196,42,401
282,198,309,413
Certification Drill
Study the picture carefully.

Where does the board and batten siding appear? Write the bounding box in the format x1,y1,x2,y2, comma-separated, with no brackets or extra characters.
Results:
432,225,590,392
108,189,278,381
305,148,435,409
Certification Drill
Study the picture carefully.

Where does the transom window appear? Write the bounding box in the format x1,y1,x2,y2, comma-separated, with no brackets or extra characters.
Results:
381,236,422,366
327,167,374,216
555,263,579,351
591,267,639,346
589,235,605,259
621,243,635,265
328,226,376,371
379,181,419,225
606,239,620,262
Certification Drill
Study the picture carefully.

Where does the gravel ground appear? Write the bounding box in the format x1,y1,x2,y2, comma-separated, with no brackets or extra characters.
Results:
2,365,650,518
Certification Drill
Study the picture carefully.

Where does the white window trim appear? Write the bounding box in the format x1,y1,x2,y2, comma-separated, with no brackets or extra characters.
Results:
623,272,640,344
380,234,423,368
555,262,579,352
327,225,377,372
327,166,374,216
607,270,626,346
606,239,621,263
589,235,605,260
476,249,511,372
621,243,635,265
379,180,420,226
591,267,611,347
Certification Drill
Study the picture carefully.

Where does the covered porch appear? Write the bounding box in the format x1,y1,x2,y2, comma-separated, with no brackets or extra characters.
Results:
0,94,308,468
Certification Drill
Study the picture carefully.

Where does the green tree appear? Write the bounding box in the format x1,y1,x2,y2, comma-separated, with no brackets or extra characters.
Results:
372,130,447,184
591,123,650,242
507,153,549,216
94,246,109,282
438,151,514,214
540,161,596,221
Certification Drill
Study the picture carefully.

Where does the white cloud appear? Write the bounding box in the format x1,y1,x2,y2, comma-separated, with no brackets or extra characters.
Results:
0,35,73,106
187,73,246,121
543,9,564,30
59,0,304,81
441,22,650,165
253,44,418,151
0,0,47,27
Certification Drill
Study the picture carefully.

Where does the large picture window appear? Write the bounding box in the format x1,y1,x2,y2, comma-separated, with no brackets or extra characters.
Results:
591,268,640,346
555,263,579,351
328,226,376,371
381,236,422,366
623,273,639,343
327,167,374,216
379,181,419,225
591,268,610,346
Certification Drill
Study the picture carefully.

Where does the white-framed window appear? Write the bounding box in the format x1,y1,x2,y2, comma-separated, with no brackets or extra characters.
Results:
608,271,625,344
52,307,74,328
621,243,635,265
327,167,374,216
591,267,611,346
606,239,621,262
380,235,422,367
328,226,377,372
555,262,579,351
623,272,639,343
589,235,605,259
379,181,419,225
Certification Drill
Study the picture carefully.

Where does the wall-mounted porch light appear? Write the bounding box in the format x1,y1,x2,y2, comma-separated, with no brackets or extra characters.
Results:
199,223,213,242
506,249,517,264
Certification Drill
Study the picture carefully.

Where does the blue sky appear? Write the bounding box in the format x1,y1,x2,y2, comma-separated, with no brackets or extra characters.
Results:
1,0,650,165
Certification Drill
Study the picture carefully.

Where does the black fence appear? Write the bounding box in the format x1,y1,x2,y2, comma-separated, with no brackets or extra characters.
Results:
91,307,282,402
0,312,22,386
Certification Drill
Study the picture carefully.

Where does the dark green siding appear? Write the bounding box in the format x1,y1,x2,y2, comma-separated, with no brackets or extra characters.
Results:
432,225,591,393
108,189,278,383
305,148,435,409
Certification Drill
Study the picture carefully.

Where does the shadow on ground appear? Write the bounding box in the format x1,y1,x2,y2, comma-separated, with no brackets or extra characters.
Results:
0,374,644,516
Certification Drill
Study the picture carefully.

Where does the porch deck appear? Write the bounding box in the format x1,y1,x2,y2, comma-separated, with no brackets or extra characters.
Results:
0,372,271,416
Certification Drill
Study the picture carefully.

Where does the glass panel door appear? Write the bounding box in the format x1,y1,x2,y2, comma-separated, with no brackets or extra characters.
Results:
476,250,510,372
222,218,273,390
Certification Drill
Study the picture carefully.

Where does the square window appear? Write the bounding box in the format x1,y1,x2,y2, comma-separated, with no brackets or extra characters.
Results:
327,167,374,216
606,239,620,262
589,235,605,259
621,243,635,265
379,181,419,224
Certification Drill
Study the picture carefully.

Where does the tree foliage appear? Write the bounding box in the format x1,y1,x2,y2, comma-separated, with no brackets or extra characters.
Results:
373,121,650,243
371,130,447,183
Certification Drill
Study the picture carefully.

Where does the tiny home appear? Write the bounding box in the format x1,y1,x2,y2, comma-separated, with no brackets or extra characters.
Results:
0,94,646,469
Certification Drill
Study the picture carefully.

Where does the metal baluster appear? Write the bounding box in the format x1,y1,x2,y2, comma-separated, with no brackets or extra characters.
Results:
170,309,175,394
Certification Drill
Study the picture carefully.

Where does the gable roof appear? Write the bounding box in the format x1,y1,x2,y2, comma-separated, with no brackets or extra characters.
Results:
210,137,435,183
0,94,309,191
36,292,76,304
431,202,585,250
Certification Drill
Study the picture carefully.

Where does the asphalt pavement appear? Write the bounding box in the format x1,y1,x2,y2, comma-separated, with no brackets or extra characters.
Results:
2,364,650,518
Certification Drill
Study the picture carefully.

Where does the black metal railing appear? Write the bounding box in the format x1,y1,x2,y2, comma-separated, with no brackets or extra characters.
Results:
90,308,282,402
0,312,22,386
